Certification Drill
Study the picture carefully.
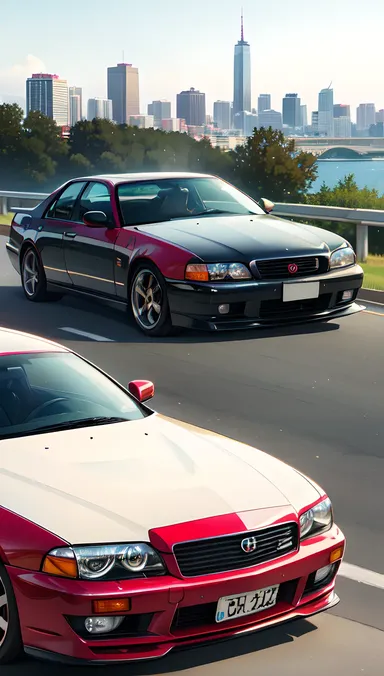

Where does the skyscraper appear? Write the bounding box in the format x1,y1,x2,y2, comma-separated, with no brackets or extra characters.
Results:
233,12,251,118
356,103,376,132
147,100,171,127
87,98,113,120
282,93,301,129
69,86,82,124
176,88,206,126
300,105,308,129
334,117,352,138
318,87,334,136
258,94,271,115
26,73,69,126
213,101,231,129
333,104,350,119
107,63,139,124
258,110,282,131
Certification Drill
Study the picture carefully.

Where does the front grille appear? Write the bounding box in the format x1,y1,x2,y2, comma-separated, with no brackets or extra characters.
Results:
173,523,299,578
171,579,299,631
255,256,329,280
259,294,331,320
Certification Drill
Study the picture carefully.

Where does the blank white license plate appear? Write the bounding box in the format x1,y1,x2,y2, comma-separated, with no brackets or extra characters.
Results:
215,584,280,623
283,281,320,302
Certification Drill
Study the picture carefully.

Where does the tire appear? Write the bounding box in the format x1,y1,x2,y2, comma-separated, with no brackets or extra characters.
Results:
129,263,174,337
21,247,62,303
0,563,23,664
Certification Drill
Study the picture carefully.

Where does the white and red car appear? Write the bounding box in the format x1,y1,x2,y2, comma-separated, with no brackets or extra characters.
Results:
0,327,344,664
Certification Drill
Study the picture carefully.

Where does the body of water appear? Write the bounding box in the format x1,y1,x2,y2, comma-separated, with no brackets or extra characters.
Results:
310,159,384,194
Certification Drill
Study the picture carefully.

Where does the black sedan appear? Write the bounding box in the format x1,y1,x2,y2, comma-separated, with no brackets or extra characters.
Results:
6,172,364,336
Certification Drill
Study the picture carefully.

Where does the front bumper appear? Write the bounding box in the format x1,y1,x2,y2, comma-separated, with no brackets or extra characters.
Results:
9,525,345,664
166,265,364,331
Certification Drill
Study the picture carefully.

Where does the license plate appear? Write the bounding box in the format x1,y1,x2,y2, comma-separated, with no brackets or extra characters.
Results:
283,281,320,302
215,584,280,623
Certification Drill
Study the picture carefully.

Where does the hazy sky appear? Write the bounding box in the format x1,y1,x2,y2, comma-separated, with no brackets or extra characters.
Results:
0,0,382,120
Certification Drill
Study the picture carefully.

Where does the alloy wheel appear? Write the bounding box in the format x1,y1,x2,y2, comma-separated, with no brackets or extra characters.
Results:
22,250,39,297
0,578,9,648
131,270,163,330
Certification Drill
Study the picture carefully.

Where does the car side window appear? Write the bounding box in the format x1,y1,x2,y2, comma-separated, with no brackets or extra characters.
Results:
77,182,114,225
45,182,87,221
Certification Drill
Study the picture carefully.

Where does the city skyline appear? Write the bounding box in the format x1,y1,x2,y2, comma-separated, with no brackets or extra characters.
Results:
1,0,383,118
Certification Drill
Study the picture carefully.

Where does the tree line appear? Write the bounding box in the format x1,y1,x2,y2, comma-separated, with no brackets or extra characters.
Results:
0,103,317,202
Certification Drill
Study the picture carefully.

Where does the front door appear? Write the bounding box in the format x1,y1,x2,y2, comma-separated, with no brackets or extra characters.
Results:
63,181,119,296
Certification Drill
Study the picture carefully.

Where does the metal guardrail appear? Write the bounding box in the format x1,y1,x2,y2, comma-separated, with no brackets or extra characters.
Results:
1,190,383,262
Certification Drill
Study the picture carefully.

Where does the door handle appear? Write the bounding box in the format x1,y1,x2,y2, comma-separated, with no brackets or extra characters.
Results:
64,232,77,238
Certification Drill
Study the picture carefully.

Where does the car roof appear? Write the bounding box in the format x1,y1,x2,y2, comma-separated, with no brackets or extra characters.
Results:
0,327,69,356
72,172,214,185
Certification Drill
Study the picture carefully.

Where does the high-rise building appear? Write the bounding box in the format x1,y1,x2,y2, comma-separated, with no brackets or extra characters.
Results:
26,73,69,126
107,63,139,124
69,86,82,124
282,93,301,128
258,94,271,115
318,87,334,136
234,111,258,136
333,104,350,119
147,100,171,127
176,88,206,126
129,115,154,129
300,105,308,129
311,111,319,135
258,109,282,131
87,98,113,120
233,12,251,118
213,101,231,129
376,110,384,123
334,117,352,138
356,103,376,132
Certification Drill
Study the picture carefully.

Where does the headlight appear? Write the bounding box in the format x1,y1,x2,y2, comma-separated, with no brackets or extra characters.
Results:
42,543,165,580
185,262,252,282
299,497,333,540
329,246,355,269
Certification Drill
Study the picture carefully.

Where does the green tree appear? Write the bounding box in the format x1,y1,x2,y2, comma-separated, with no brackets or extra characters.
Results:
230,127,318,202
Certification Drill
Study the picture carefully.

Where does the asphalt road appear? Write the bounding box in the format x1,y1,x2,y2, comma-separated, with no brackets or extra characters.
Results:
1,242,384,674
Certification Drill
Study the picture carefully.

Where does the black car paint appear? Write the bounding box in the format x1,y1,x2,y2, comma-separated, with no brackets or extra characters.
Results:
6,177,364,331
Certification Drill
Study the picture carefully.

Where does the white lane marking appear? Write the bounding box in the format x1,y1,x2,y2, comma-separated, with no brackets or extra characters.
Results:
59,327,114,342
339,562,384,590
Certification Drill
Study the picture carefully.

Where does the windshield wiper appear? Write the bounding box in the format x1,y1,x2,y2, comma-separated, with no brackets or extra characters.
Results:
177,209,252,218
0,417,130,439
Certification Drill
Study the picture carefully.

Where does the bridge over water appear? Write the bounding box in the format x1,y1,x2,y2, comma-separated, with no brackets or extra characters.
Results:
292,137,384,159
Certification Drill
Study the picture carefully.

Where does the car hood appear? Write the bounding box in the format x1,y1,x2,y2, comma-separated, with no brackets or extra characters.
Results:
0,415,322,544
135,214,346,263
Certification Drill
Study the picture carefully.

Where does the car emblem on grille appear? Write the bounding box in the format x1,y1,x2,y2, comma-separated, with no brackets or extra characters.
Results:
288,263,298,274
241,537,257,553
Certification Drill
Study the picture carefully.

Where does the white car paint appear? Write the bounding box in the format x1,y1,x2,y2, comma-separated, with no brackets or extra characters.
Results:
0,414,321,545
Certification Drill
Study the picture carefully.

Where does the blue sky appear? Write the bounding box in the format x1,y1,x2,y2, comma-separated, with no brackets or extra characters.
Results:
0,0,382,120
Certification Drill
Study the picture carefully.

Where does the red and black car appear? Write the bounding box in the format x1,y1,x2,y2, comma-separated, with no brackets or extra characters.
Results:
6,172,364,336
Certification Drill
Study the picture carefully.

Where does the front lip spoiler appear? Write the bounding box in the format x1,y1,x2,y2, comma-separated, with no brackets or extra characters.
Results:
24,591,340,665
173,302,364,332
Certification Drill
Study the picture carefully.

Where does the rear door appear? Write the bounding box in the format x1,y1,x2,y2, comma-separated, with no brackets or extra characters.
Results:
38,181,87,285
63,181,120,296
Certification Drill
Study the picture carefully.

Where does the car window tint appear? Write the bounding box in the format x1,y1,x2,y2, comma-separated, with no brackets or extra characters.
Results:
77,182,114,225
118,183,162,226
46,182,87,221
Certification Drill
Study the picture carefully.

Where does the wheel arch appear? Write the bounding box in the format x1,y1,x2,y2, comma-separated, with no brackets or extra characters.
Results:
19,240,41,272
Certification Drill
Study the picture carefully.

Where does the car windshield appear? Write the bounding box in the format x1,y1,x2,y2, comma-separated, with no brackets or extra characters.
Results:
117,177,264,226
0,352,150,440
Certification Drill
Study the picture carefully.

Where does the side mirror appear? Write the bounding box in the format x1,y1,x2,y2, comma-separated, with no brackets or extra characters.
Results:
259,198,275,214
128,380,155,403
83,210,108,227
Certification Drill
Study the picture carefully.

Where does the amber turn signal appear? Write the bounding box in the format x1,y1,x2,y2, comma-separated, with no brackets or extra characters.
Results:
185,264,209,282
92,598,131,614
42,555,78,578
329,546,344,563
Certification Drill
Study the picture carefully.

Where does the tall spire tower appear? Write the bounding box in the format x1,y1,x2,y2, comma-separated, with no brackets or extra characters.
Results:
233,10,251,122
